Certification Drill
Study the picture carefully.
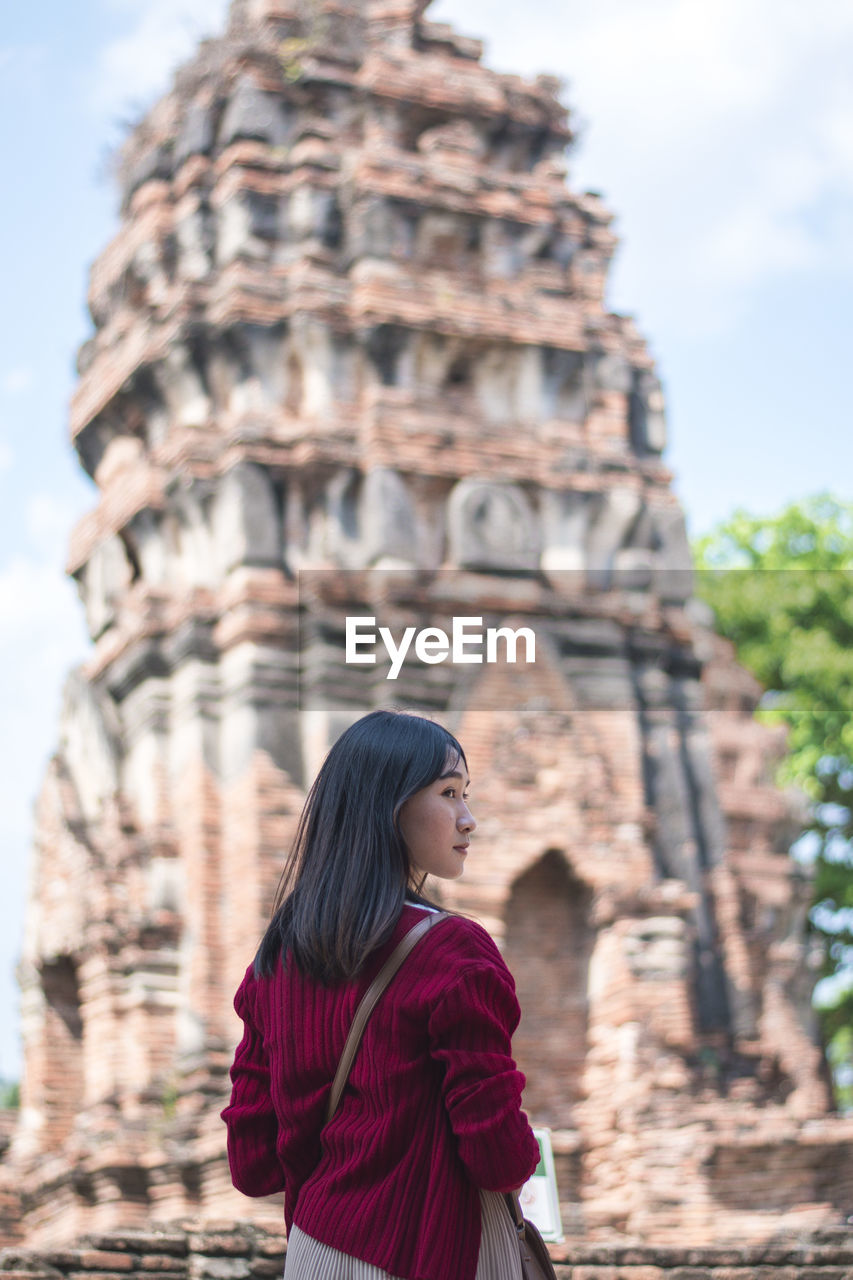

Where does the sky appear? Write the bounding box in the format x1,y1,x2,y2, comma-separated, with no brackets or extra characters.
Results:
1,0,852,1082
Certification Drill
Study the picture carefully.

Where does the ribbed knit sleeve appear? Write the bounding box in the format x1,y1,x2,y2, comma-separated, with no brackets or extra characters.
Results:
427,960,540,1193
221,969,287,1197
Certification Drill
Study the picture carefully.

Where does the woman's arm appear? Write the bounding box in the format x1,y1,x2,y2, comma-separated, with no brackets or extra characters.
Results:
428,960,540,1193
221,974,287,1197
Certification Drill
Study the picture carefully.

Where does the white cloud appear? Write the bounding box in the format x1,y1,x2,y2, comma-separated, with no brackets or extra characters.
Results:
698,208,818,286
564,0,784,135
25,493,80,559
566,1,853,312
0,488,90,647
0,551,88,832
432,0,853,332
0,556,82,650
0,366,34,397
91,0,231,120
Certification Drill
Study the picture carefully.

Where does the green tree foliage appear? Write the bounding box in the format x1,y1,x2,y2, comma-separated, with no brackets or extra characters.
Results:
693,494,853,1108
0,1079,19,1109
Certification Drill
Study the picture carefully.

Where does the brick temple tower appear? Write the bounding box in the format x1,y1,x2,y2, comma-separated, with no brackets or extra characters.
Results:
3,0,852,1249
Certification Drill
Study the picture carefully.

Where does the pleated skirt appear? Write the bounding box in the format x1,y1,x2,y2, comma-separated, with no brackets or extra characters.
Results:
283,1189,522,1280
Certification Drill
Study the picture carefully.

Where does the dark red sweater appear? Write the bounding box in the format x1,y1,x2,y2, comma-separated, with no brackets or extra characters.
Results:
222,905,539,1280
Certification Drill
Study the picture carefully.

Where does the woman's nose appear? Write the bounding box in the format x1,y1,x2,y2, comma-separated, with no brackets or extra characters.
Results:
458,805,476,833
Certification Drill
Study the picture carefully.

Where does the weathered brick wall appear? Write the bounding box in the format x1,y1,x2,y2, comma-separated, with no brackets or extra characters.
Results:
2,1223,852,1280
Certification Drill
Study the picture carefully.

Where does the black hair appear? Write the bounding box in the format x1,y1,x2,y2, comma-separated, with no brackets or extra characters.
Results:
254,709,467,983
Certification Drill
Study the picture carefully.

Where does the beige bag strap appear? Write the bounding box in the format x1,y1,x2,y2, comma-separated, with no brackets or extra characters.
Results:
505,1191,525,1235
326,910,449,1125
505,1189,559,1279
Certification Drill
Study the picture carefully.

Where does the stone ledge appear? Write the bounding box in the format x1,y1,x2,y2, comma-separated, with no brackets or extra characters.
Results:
3,1224,853,1280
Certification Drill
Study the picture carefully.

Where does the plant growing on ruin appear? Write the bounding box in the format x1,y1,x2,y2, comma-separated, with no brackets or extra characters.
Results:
0,1079,20,1110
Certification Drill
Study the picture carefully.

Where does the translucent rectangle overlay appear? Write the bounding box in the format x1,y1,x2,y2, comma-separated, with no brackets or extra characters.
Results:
295,566,703,712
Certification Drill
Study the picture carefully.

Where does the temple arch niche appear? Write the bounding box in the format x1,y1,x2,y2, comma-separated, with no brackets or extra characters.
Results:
504,848,593,1129
38,956,84,1148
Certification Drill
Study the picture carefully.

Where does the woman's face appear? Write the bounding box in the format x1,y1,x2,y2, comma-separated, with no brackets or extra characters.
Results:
398,757,476,882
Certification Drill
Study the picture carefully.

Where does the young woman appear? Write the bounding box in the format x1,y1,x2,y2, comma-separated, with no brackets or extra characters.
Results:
222,709,540,1280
